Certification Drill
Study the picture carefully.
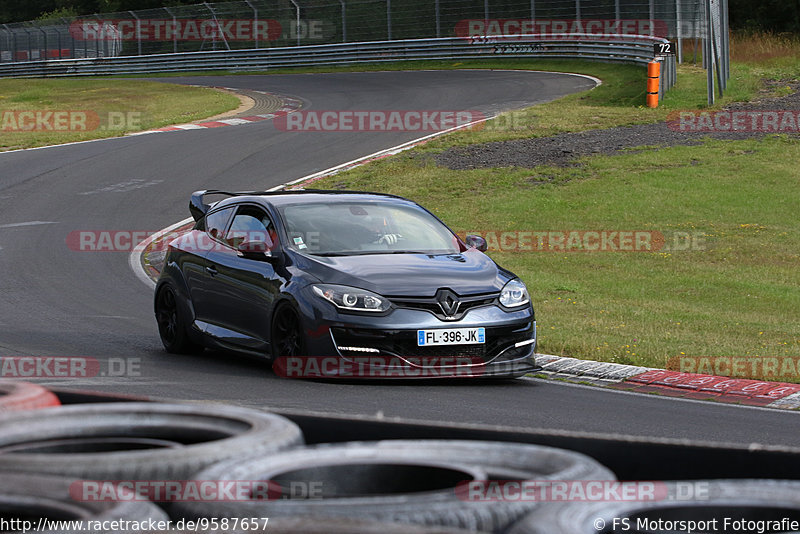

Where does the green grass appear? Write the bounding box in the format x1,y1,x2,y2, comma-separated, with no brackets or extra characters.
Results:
0,78,239,151
305,53,800,380
313,136,800,376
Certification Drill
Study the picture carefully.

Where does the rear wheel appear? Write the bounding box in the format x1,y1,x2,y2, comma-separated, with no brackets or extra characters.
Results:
271,303,305,359
155,284,201,354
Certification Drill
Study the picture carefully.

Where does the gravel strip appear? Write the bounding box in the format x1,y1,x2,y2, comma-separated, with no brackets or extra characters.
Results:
435,81,800,170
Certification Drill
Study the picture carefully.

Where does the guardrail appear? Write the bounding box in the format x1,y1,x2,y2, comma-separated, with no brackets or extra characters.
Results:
0,34,676,96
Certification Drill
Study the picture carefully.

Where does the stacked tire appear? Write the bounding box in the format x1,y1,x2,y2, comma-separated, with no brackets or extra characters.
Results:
0,473,168,534
0,380,60,412
0,402,304,480
0,399,304,534
173,439,615,532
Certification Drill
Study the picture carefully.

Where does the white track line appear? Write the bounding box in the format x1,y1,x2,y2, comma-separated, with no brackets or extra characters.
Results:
129,217,192,290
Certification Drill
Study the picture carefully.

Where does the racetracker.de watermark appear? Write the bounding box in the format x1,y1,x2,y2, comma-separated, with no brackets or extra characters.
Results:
456,19,669,39
667,110,800,133
273,110,485,132
0,356,140,378
68,19,282,41
66,230,275,252
456,480,710,502
70,480,286,502
274,356,494,378
1,110,143,132
671,356,800,380
456,230,706,252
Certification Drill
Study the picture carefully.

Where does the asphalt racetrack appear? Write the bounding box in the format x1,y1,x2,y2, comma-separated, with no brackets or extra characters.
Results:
0,70,797,447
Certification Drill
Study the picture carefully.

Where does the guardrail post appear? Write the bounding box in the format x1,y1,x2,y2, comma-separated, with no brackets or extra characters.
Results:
435,0,441,38
675,0,683,63
339,0,347,42
87,15,96,59
54,21,68,59
2,24,14,63
21,26,32,62
721,0,729,88
289,0,301,46
38,26,47,60
704,0,714,104
163,7,178,53
128,11,142,56
647,60,661,108
62,18,74,60
387,0,392,40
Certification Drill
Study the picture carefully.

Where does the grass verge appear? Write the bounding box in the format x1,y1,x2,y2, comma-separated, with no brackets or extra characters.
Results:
0,78,239,151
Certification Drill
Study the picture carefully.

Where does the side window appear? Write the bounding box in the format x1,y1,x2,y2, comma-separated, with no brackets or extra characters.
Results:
226,205,278,250
205,207,235,243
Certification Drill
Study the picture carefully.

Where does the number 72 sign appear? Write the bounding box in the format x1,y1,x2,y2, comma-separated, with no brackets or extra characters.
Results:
655,42,676,56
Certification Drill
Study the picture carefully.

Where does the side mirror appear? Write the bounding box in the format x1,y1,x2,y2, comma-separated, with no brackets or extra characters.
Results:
237,240,276,261
465,234,488,253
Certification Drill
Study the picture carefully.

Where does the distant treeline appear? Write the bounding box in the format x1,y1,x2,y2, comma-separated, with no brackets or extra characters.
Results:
2,0,799,33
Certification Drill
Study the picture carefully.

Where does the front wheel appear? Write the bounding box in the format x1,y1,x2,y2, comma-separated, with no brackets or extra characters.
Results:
155,285,202,354
271,303,306,360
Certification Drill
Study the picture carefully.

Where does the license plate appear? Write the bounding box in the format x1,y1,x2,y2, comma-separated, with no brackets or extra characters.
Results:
417,327,485,346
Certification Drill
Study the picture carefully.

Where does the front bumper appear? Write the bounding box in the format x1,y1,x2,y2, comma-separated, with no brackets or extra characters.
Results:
286,293,537,379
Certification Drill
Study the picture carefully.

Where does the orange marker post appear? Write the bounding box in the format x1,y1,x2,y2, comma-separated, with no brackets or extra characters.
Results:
646,61,661,108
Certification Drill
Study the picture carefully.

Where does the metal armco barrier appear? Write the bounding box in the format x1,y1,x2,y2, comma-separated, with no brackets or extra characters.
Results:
0,34,677,95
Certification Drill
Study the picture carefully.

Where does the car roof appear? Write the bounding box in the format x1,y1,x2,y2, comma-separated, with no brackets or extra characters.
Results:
209,189,416,210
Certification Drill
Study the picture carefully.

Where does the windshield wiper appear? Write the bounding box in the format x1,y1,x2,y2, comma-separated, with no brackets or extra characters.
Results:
307,251,359,257
309,250,452,257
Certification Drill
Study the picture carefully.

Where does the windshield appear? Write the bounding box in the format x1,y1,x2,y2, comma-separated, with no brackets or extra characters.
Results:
280,201,461,256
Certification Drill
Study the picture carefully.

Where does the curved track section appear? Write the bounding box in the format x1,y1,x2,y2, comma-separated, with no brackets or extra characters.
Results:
0,71,797,447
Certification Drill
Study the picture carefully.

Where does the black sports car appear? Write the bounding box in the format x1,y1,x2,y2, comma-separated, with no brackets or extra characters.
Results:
154,190,537,378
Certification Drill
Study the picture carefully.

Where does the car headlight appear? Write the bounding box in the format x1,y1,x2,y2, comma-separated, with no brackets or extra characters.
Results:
500,279,530,308
312,284,391,313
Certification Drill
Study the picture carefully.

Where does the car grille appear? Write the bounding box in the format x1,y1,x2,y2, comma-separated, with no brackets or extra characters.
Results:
390,294,497,321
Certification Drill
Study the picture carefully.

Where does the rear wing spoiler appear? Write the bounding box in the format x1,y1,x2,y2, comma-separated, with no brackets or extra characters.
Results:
188,188,407,221
189,189,276,222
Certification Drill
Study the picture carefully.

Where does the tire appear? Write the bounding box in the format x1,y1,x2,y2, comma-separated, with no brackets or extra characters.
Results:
271,302,305,359
173,439,615,532
155,284,202,354
0,402,303,481
0,472,168,534
0,380,60,412
505,479,800,533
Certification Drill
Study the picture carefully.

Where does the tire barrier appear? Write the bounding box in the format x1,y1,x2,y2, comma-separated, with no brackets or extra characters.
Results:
0,472,169,534
0,402,303,480
173,440,615,532
0,380,61,412
3,389,798,534
505,479,800,533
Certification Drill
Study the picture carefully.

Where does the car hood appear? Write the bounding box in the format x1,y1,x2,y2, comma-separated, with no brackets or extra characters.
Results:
292,249,509,297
